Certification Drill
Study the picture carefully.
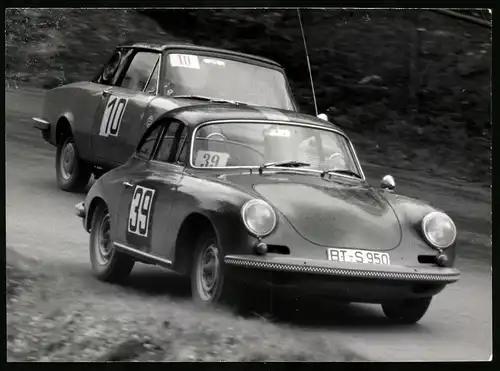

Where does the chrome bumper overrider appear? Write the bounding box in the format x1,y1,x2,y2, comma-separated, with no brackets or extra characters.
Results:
75,201,85,218
32,117,50,131
224,255,460,283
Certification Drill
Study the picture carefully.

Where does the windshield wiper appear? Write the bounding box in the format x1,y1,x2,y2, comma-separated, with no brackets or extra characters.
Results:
171,95,246,105
320,168,362,179
258,161,311,175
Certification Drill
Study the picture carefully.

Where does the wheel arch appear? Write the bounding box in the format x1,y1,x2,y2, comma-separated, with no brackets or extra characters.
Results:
85,196,107,232
173,212,221,276
55,114,75,146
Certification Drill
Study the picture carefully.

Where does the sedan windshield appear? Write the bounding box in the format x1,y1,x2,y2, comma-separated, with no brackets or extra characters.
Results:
190,122,362,177
163,52,296,110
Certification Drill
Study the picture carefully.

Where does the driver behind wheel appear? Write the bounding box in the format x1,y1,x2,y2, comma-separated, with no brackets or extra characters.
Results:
296,129,346,170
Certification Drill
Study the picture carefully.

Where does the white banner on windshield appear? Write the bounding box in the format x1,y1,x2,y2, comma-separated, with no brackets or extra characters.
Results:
169,54,200,69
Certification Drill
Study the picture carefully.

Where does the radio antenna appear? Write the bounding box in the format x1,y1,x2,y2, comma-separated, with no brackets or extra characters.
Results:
297,8,318,116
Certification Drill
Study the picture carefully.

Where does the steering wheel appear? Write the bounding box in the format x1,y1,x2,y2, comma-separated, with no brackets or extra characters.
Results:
206,132,227,141
324,152,346,169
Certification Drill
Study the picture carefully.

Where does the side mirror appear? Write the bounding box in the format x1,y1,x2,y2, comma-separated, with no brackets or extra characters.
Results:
381,175,395,191
317,113,328,121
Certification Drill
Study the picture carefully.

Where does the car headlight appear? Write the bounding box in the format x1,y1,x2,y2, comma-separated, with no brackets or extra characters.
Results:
241,199,277,237
421,211,457,249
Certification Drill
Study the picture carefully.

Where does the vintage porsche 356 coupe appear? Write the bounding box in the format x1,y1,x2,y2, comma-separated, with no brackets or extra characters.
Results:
75,103,460,325
32,42,302,192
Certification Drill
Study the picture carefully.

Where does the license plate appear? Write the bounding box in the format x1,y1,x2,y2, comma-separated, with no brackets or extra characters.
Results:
327,248,391,265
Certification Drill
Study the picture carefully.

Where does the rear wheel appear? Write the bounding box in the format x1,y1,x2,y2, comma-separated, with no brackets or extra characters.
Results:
56,136,91,192
382,297,433,324
89,204,135,283
191,230,234,306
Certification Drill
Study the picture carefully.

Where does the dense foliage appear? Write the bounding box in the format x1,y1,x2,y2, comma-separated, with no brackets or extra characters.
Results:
143,9,491,182
5,9,491,182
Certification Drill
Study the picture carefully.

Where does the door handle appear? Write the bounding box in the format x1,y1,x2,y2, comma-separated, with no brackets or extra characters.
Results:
123,181,134,188
102,89,112,97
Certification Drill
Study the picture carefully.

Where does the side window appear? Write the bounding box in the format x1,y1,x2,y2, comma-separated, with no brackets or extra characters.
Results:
155,121,188,164
144,58,160,95
119,52,160,92
96,51,123,85
136,125,163,159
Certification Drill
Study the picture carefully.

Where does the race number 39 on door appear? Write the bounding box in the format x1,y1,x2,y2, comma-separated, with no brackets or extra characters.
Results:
128,185,156,237
100,95,129,137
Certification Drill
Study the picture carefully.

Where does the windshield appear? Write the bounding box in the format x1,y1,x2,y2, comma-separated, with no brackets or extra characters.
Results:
190,122,362,177
163,52,296,110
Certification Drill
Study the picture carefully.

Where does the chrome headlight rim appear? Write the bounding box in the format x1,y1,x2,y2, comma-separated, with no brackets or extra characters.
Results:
421,211,457,249
241,199,277,237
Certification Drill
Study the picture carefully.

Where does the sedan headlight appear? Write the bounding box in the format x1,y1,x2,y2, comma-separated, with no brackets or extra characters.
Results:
241,199,277,237
421,211,457,249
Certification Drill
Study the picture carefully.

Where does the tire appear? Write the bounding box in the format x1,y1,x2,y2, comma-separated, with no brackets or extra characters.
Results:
89,204,135,283
56,136,92,192
191,229,235,306
382,297,433,324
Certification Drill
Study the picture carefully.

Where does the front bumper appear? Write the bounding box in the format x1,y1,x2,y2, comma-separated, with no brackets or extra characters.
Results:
32,117,51,142
75,201,85,218
224,254,460,302
224,255,460,282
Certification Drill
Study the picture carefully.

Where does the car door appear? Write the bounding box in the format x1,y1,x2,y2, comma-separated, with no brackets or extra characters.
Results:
147,120,189,262
69,49,125,161
114,120,187,259
91,49,162,167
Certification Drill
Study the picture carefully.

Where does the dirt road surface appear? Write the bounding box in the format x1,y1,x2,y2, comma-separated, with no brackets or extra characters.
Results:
5,88,492,361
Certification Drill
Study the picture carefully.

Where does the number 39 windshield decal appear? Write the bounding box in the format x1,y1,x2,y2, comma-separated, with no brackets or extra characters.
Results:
99,95,129,137
194,150,230,168
128,185,156,237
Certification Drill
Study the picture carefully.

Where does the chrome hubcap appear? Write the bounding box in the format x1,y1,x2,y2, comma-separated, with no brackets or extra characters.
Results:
60,141,76,180
96,213,113,265
198,243,220,301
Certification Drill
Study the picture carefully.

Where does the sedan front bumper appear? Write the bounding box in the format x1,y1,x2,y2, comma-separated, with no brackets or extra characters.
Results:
224,254,460,282
75,201,85,218
32,117,51,142
224,254,460,302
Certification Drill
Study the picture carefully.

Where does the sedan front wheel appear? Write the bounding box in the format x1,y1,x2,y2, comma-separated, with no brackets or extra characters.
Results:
89,204,135,283
382,297,433,324
56,136,91,192
191,230,235,306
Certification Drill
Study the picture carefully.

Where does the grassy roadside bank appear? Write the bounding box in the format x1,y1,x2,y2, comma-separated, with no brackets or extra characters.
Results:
6,252,364,362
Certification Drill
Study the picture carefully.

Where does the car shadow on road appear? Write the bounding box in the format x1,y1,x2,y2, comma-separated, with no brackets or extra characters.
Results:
125,266,191,299
27,177,93,196
233,293,404,330
122,267,419,330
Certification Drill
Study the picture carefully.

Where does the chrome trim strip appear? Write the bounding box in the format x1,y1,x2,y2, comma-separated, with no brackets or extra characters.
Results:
189,119,366,181
142,53,161,95
155,52,162,97
113,242,172,265
224,257,461,283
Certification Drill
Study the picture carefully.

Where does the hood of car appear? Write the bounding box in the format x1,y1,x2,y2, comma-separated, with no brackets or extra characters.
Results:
218,172,402,250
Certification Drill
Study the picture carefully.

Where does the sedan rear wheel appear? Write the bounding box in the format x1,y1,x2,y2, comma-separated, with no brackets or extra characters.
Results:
382,297,433,324
191,230,234,305
56,136,91,192
89,204,135,283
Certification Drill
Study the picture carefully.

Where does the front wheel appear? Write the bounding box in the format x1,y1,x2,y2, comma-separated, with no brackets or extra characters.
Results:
89,204,135,283
191,230,234,306
56,136,91,192
382,297,433,324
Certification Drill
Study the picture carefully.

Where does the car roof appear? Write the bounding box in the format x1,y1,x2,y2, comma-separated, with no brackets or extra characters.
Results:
156,103,345,134
118,42,282,68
